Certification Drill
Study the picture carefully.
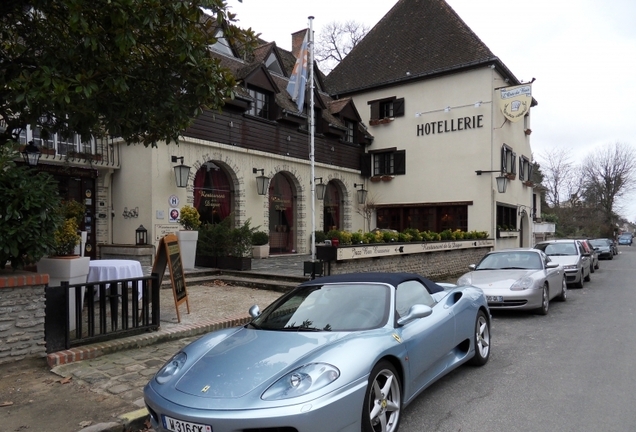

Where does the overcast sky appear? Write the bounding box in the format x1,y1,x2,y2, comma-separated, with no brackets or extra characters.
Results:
228,0,636,220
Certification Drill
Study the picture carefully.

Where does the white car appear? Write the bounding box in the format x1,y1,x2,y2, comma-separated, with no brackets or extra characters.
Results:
533,239,592,288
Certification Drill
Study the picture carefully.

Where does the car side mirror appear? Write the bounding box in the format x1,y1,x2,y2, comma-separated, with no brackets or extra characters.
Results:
397,304,433,326
546,262,559,269
249,305,261,318
468,264,476,270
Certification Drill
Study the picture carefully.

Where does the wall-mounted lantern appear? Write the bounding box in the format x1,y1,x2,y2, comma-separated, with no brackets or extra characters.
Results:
253,168,269,196
475,170,508,194
354,183,367,204
135,225,148,245
172,156,191,188
21,140,41,167
315,177,327,201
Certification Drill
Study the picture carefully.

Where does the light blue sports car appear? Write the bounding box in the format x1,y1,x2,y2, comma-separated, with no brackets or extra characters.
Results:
144,273,491,432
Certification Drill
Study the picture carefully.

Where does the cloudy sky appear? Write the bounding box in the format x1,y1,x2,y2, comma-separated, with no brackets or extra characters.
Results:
228,0,636,219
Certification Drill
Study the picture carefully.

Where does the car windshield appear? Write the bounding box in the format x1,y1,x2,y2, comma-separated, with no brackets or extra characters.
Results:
251,283,390,332
476,251,542,270
535,242,578,256
589,239,608,247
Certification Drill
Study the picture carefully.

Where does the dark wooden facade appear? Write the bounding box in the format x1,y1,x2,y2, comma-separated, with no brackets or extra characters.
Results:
184,107,365,171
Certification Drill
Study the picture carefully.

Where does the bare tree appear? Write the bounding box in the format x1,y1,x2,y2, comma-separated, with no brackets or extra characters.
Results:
355,192,379,233
537,147,582,208
581,142,636,232
315,21,370,73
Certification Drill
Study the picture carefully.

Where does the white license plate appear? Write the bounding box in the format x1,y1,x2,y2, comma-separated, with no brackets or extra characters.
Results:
486,296,504,302
162,415,212,432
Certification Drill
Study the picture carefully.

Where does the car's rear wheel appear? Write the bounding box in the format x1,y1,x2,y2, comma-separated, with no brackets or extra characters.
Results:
558,277,567,301
535,284,549,315
469,310,490,366
362,361,401,432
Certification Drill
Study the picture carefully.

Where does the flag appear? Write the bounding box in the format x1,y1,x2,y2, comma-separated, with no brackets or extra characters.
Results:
286,30,309,112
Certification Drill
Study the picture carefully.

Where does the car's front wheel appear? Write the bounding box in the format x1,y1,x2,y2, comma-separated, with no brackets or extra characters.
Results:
535,284,549,315
558,277,567,301
584,267,591,282
362,361,402,432
469,310,490,366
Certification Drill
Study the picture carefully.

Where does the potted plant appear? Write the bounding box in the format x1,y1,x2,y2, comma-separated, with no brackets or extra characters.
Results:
38,199,89,283
252,231,270,259
37,199,89,331
177,205,201,270
195,216,255,270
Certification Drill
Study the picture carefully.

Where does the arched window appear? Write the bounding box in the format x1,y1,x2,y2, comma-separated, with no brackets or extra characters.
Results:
193,162,232,225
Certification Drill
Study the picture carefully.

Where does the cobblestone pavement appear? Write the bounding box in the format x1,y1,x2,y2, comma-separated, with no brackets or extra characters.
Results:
51,282,284,409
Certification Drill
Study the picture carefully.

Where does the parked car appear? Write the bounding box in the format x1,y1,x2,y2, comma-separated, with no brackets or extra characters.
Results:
144,273,491,432
590,238,615,260
618,234,633,246
457,248,566,315
579,239,599,272
533,239,592,288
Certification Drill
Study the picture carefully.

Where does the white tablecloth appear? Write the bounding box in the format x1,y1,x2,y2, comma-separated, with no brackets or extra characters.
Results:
87,259,144,300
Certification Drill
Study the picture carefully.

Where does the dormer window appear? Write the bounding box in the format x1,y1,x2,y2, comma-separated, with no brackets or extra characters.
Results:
344,120,354,143
248,88,270,119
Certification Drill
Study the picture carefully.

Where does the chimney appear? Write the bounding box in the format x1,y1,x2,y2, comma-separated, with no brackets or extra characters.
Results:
291,29,308,58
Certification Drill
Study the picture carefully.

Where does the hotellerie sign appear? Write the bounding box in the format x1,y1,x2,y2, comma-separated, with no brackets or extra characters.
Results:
416,115,484,137
335,239,494,260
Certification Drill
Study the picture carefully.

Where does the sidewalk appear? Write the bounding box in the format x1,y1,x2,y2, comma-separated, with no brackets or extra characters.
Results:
0,254,311,432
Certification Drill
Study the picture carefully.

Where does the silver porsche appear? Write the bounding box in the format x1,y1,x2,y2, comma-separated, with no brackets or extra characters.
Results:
457,248,567,315
144,272,491,432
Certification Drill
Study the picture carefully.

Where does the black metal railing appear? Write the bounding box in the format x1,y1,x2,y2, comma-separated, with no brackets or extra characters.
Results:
45,273,160,353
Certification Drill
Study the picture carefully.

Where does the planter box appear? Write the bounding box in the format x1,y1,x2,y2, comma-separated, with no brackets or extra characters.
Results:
217,256,251,271
252,244,270,259
316,245,338,262
498,231,519,238
195,255,217,268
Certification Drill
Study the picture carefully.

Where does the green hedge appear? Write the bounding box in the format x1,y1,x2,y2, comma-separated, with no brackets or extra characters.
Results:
314,228,489,246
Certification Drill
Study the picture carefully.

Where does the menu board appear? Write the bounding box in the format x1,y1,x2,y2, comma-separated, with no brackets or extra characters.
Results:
152,234,190,322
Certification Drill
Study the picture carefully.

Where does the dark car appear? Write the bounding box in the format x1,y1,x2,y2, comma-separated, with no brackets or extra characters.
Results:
590,238,615,260
579,239,599,272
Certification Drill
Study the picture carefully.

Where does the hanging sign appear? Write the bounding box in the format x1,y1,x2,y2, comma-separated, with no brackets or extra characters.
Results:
499,84,532,122
152,234,190,322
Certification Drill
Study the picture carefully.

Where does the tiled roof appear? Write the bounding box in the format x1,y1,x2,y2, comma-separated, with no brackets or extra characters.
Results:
325,0,502,95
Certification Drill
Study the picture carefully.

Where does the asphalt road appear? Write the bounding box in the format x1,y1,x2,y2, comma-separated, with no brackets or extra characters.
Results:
399,246,636,432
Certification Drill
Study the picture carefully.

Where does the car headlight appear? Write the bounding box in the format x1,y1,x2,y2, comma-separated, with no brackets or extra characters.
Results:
562,265,577,270
457,274,472,286
510,277,534,291
155,352,187,384
262,363,340,401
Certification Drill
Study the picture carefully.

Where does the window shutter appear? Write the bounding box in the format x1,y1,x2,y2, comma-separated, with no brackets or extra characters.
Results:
394,150,406,175
393,98,405,117
519,156,525,180
370,102,380,121
361,153,372,177
528,163,534,181
511,152,517,174
501,146,507,172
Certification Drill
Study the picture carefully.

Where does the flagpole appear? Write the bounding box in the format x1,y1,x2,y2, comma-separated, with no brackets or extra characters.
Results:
309,16,316,263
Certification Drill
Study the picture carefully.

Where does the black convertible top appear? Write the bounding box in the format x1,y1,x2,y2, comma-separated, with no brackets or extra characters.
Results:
302,272,444,294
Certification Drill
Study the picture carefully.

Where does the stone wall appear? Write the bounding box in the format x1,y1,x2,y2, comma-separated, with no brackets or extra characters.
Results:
325,246,489,282
0,271,48,364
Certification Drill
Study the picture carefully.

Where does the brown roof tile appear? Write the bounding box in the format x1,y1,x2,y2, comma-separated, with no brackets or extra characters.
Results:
325,0,500,95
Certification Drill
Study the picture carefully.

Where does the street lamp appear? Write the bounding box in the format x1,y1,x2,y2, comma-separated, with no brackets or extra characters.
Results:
21,140,41,167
